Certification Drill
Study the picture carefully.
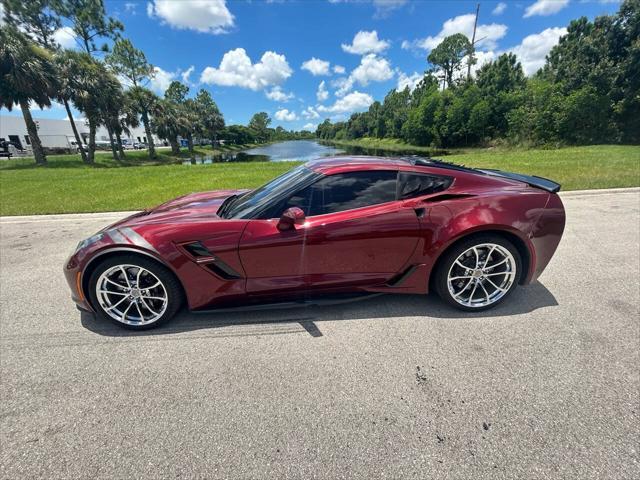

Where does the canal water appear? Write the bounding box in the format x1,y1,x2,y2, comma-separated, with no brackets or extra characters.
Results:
181,140,444,165
182,140,344,164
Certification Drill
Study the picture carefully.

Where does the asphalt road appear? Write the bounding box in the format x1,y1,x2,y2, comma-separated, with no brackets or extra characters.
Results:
1,189,639,479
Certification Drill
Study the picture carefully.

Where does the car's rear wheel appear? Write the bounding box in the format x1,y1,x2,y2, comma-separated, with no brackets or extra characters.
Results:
434,234,522,311
87,254,183,330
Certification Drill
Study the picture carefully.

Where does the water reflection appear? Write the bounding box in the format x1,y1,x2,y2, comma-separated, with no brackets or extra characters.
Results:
181,140,343,165
180,139,447,165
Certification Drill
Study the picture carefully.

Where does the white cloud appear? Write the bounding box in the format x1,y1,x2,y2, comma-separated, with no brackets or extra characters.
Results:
200,48,292,90
275,108,298,121
53,26,77,49
124,2,137,14
265,86,294,102
303,123,317,131
351,54,393,85
301,57,331,76
317,81,329,102
396,71,422,92
335,54,394,96
150,66,176,93
403,13,507,52
342,30,390,55
147,0,234,34
181,65,195,85
318,91,374,114
492,2,507,15
302,106,320,119
0,4,5,26
507,26,567,75
333,65,346,74
524,0,570,18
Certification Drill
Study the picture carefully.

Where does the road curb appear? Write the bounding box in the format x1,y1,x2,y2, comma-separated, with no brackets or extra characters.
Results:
1,188,638,222
559,187,640,197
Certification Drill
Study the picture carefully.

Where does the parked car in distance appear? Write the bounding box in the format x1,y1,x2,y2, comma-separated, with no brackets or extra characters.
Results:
65,156,566,330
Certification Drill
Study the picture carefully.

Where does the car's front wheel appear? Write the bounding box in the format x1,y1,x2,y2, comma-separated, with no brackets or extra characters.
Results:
87,254,184,330
434,234,522,311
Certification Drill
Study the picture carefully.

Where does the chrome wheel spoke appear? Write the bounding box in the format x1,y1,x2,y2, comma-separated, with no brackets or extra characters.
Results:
119,266,131,288
99,289,127,296
135,302,145,322
105,295,128,311
479,282,491,304
105,277,127,289
121,300,133,321
450,275,472,281
485,277,507,292
141,295,166,301
467,282,479,305
140,297,159,316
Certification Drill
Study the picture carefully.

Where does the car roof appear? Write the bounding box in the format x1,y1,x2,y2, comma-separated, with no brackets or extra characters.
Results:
305,155,476,176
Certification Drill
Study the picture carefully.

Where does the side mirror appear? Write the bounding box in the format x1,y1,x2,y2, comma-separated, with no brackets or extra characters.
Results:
277,207,306,231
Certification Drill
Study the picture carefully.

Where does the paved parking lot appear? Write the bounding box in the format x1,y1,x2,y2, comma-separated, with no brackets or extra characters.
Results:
1,188,638,479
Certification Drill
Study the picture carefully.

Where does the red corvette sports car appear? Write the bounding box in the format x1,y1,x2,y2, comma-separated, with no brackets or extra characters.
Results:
65,156,565,329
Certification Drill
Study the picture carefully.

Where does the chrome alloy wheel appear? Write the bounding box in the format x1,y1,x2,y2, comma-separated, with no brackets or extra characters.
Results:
95,264,168,326
446,243,517,308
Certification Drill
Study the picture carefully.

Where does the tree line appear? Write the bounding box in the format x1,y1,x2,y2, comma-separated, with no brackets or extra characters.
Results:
317,0,639,149
0,0,310,166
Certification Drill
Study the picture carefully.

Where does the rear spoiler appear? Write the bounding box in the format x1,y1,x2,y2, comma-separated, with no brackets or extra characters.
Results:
479,169,561,193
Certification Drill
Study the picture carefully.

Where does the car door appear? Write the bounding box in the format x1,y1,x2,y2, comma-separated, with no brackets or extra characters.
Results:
238,169,421,294
300,170,420,290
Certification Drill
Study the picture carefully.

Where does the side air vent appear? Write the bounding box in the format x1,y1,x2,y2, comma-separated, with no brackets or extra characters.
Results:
204,262,242,280
387,265,417,287
183,241,212,258
181,241,243,280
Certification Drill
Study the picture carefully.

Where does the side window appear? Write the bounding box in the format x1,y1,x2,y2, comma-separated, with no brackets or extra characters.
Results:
397,172,452,200
312,170,398,215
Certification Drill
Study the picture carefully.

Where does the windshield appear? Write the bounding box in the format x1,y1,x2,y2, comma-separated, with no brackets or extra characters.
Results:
222,165,320,219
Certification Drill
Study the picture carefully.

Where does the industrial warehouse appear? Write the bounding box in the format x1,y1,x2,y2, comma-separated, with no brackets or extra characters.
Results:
0,114,162,157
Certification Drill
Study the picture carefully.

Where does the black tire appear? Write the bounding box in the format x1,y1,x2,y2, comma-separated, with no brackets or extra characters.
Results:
87,254,184,330
434,234,522,312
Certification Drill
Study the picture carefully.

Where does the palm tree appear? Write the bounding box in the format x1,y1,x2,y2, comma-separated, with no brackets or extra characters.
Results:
54,50,90,163
69,54,122,164
152,99,182,155
0,27,58,166
106,39,157,159
125,86,159,155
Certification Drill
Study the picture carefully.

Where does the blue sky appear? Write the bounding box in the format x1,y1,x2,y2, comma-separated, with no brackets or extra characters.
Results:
1,0,622,131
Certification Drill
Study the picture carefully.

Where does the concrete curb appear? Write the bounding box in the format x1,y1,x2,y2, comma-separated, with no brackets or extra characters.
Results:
559,187,640,197
1,187,638,222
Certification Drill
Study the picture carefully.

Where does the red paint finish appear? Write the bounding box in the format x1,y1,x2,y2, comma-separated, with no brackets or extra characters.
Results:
64,156,566,311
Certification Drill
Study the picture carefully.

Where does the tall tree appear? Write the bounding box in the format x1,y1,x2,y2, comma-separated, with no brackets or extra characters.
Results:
428,33,472,89
61,0,123,55
194,89,225,146
106,39,157,158
153,99,183,155
54,50,90,162
4,1,92,158
125,86,159,156
0,27,58,165
248,112,271,143
159,81,190,154
68,53,121,163
2,0,62,49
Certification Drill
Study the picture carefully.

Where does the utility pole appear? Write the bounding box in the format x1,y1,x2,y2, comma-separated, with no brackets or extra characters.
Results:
467,3,480,81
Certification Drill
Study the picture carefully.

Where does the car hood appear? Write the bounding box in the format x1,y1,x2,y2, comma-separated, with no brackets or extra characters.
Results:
105,189,251,229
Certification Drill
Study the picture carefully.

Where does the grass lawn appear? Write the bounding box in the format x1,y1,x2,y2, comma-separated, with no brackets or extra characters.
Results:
0,144,638,216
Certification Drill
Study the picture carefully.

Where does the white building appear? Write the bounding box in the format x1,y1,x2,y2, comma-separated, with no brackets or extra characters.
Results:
0,114,163,154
